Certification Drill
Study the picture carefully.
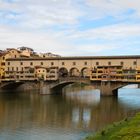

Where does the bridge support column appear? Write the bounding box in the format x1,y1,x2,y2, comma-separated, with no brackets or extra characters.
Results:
39,81,52,95
39,81,63,95
100,81,118,97
138,84,140,88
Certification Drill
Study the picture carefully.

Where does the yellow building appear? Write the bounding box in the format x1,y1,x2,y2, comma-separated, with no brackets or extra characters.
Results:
0,48,21,79
4,55,140,82
0,53,3,80
35,66,47,81
136,67,140,81
0,52,7,79
90,65,123,81
122,69,136,81
35,66,58,81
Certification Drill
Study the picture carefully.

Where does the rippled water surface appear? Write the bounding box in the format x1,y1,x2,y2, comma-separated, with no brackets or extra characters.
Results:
0,84,140,140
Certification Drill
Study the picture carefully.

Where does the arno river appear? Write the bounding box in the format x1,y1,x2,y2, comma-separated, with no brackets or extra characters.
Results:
0,84,140,140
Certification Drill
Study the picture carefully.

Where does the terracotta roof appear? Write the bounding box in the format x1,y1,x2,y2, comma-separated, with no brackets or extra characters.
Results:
6,55,140,61
0,51,8,56
7,48,21,53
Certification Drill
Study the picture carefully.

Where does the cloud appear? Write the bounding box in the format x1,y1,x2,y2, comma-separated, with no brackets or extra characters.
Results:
0,25,118,56
64,23,140,42
0,0,140,56
0,0,83,29
85,0,140,19
0,25,79,55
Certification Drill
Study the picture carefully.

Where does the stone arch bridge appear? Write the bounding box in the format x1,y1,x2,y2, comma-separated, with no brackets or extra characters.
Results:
0,78,139,96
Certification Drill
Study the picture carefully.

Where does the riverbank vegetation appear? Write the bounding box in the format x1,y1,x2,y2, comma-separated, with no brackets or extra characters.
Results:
85,113,140,140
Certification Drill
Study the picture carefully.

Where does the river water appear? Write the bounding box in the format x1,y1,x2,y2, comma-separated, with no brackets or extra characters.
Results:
0,84,140,140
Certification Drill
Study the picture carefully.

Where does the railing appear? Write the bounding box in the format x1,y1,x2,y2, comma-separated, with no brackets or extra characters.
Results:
58,76,91,83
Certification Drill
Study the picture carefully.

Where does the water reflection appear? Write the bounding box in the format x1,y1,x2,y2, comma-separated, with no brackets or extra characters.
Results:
0,85,140,140
63,89,100,106
118,88,140,110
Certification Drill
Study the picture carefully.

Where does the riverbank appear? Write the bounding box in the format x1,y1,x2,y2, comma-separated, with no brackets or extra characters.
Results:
85,112,140,140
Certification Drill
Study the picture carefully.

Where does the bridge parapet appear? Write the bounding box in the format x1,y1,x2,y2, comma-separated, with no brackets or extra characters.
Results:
58,77,91,84
1,77,140,96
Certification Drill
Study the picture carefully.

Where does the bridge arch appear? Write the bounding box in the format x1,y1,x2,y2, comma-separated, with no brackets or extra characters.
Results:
51,81,75,94
69,67,80,77
81,67,90,77
50,78,90,94
58,67,69,77
112,83,137,93
0,81,24,90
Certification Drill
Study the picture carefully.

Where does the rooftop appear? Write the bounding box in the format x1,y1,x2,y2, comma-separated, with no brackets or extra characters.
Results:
6,55,140,61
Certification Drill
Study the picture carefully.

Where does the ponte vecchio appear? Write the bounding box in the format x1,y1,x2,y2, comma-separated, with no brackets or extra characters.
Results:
1,55,140,96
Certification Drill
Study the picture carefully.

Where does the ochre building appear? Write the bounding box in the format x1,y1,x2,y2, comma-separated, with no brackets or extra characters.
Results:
4,55,140,82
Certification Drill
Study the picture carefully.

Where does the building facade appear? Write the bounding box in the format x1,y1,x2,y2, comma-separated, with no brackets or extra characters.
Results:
0,49,21,79
4,55,140,81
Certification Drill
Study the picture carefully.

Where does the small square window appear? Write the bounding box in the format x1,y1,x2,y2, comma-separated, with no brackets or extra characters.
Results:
108,62,111,65
96,62,99,66
133,61,137,65
73,62,76,65
120,62,124,66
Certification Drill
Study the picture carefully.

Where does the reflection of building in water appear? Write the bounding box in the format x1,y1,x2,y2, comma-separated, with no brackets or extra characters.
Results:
83,109,91,126
63,86,100,106
72,108,80,123
72,108,91,127
0,90,140,133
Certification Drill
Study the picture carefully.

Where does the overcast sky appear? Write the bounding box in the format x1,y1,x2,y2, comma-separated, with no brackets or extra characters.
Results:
0,0,140,56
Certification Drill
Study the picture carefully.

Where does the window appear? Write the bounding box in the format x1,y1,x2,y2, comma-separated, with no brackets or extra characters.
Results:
73,62,76,65
15,55,16,58
98,70,103,73
51,62,54,66
133,61,137,65
108,62,111,65
120,61,124,66
30,62,33,66
16,67,18,71
84,62,87,65
1,62,5,66
8,62,10,65
62,62,65,65
20,62,23,65
8,67,10,71
12,67,14,71
96,62,99,66
41,62,43,65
